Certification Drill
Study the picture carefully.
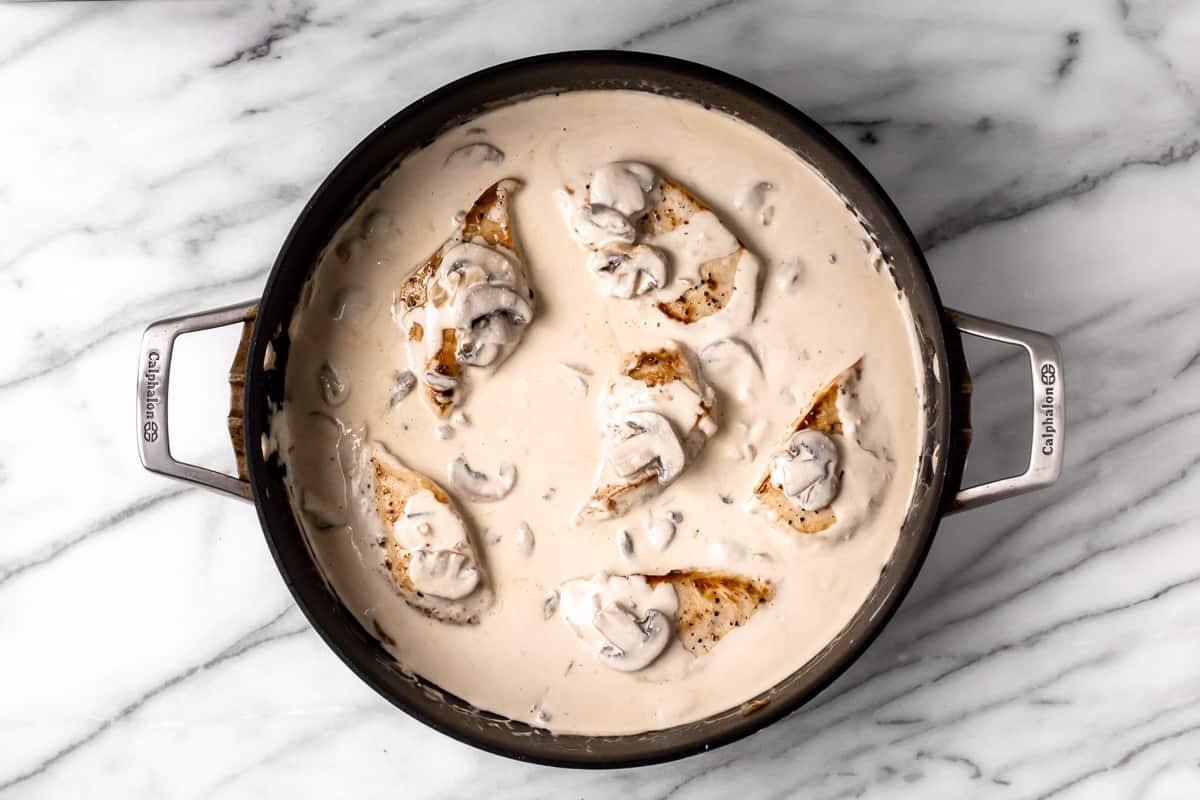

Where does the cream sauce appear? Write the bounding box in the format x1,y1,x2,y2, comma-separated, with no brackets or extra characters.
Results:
273,90,926,735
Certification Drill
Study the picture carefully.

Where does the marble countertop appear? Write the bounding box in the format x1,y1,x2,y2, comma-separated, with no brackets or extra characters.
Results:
3,1,1199,797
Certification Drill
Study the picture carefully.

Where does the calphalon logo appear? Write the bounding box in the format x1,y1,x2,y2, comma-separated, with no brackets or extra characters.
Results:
1039,362,1058,456
143,350,162,443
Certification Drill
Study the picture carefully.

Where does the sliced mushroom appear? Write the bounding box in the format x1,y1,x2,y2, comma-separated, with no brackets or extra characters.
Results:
390,487,460,550
453,283,533,367
559,575,679,670
317,362,350,407
617,529,634,559
425,371,459,393
605,411,686,484
406,549,481,600
388,370,417,408
456,326,513,367
769,429,840,510
590,162,657,218
645,515,676,551
700,337,762,373
594,607,672,672
514,522,535,557
438,241,518,286
774,257,804,292
700,338,764,403
444,142,505,167
543,590,560,620
449,455,516,502
587,244,668,299
734,180,775,213
570,203,636,249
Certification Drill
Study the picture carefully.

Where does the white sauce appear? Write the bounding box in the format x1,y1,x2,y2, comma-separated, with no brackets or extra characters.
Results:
273,90,926,735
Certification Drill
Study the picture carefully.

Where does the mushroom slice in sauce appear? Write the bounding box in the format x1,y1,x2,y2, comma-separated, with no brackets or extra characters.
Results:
406,550,481,600
570,203,636,249
449,455,516,502
395,179,535,419
594,607,671,672
542,590,560,620
513,522,535,557
770,429,840,511
453,283,533,367
350,440,492,623
444,142,505,167
700,337,762,376
645,513,677,551
558,574,678,673
388,370,417,408
317,361,350,407
750,359,860,534
586,244,668,299
589,162,657,218
577,342,717,523
605,412,686,483
734,180,775,214
699,337,766,411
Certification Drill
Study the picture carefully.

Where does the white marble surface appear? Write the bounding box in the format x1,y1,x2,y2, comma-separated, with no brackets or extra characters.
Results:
2,0,1199,796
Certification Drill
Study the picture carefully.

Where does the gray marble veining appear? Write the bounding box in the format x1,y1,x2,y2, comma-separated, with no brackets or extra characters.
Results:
1,1,1199,797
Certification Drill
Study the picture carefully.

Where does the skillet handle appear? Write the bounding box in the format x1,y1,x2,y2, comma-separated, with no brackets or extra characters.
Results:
944,309,1064,512
136,300,259,501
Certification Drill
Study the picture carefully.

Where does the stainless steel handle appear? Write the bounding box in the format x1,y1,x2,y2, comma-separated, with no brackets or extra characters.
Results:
136,300,259,501
945,309,1064,512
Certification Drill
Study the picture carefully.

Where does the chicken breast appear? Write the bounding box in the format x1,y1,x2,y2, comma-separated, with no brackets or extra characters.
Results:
576,342,717,523
639,177,754,325
397,179,533,418
649,570,774,657
751,360,862,534
560,163,759,333
558,570,773,670
357,442,493,624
